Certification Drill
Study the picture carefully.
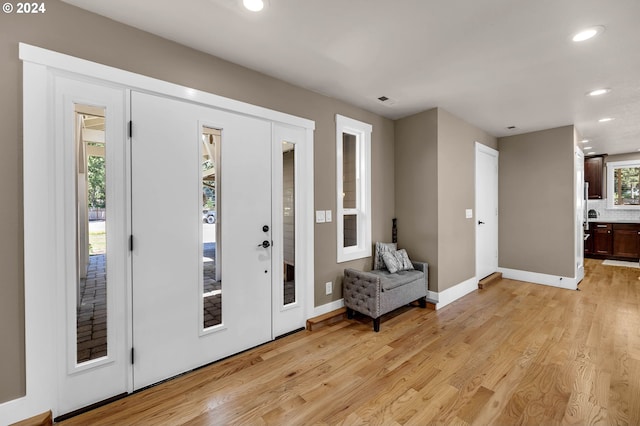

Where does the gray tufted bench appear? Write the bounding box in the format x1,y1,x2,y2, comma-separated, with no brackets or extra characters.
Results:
343,261,428,332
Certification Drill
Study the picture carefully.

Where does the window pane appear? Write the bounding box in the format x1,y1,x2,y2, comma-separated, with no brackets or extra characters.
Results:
203,128,222,328
342,133,357,209
283,142,296,305
614,167,640,205
76,106,108,363
344,214,358,247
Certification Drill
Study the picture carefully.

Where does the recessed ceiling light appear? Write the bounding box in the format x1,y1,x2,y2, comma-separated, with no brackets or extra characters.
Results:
581,139,590,144
572,26,605,42
598,117,614,123
584,146,593,150
243,0,264,12
587,151,596,155
587,88,611,97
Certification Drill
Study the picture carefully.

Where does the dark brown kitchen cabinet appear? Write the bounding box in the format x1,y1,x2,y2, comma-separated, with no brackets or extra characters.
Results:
592,223,612,255
612,224,640,258
585,155,605,199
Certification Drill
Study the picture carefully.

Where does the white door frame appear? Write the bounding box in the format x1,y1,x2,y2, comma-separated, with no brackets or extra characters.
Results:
575,146,585,284
9,42,315,423
475,142,499,281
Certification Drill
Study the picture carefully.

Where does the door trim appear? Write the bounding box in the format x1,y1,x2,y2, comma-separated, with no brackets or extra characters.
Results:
16,43,315,422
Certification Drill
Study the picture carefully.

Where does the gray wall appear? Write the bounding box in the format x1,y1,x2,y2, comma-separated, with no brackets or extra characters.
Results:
437,109,497,291
0,0,395,403
394,108,497,293
395,109,439,290
498,126,575,277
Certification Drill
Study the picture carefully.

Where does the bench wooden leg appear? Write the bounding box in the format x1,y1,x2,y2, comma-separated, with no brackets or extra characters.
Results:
373,317,380,332
346,307,354,319
419,297,427,308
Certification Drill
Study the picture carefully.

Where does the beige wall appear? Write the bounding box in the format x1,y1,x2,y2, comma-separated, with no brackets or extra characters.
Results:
498,126,575,277
394,108,497,293
437,109,497,291
0,0,395,403
395,109,439,291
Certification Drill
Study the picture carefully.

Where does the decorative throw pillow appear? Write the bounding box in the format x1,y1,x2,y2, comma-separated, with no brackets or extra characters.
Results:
382,249,415,273
395,249,414,271
382,251,403,274
374,242,397,270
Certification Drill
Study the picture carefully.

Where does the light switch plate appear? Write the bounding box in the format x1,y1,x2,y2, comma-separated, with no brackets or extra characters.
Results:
325,210,332,222
316,210,326,223
465,209,473,219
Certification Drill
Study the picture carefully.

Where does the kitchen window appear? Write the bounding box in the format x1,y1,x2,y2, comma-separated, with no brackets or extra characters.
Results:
607,160,640,209
336,114,372,262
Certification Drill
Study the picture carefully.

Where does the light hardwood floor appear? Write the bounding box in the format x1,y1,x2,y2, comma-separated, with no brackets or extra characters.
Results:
61,259,640,425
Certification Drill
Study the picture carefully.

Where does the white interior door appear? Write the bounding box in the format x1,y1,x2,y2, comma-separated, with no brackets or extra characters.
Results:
476,143,499,280
54,76,130,415
130,91,272,389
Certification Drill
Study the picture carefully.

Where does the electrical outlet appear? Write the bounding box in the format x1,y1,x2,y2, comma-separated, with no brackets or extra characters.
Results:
325,281,332,295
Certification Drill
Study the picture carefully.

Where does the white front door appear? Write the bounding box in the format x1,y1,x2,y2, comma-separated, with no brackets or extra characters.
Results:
54,76,130,415
130,92,273,389
476,143,499,280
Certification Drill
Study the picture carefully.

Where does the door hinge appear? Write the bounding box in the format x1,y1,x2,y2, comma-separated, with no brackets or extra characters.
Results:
129,235,133,251
128,121,133,138
131,347,135,364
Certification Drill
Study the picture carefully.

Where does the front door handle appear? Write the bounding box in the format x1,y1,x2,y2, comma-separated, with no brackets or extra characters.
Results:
258,240,271,248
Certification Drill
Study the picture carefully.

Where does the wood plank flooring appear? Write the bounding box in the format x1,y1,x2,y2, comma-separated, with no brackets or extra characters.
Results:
60,259,640,425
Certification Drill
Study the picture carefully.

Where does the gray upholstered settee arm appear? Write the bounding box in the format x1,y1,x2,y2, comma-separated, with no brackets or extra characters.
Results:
343,268,382,319
411,261,429,290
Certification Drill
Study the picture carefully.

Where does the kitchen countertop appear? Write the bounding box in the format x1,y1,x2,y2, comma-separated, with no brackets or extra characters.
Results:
588,219,640,224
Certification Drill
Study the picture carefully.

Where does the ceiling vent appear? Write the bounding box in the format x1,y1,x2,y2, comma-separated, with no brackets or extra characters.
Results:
376,95,397,106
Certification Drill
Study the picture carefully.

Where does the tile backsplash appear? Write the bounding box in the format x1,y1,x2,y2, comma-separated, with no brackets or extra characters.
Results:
587,199,640,221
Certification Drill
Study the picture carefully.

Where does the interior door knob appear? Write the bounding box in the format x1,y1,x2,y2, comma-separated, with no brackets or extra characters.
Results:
258,240,271,248
478,221,485,225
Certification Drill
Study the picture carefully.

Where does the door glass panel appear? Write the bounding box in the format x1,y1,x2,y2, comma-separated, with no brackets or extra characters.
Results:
283,142,296,305
203,127,222,328
75,106,108,363
342,133,357,209
344,214,358,247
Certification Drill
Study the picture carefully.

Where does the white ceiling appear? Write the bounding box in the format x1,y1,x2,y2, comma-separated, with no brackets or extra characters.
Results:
62,0,640,155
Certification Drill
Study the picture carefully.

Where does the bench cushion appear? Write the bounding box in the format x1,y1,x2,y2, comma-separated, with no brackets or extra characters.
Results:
371,269,425,291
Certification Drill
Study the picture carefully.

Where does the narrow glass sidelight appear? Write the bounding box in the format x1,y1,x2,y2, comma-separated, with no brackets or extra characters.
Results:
203,127,222,328
75,105,108,363
282,141,296,305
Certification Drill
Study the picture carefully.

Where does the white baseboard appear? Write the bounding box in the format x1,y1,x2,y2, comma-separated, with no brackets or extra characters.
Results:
316,276,480,315
312,298,344,318
498,267,578,290
430,276,478,310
